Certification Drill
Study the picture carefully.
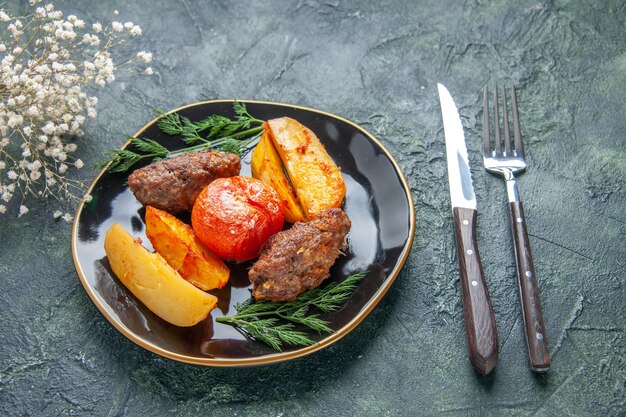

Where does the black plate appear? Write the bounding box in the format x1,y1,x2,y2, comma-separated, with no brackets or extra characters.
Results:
71,100,415,366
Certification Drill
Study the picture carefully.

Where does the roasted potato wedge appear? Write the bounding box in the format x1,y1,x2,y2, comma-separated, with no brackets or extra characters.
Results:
145,206,229,291
104,223,217,327
251,131,307,223
265,117,346,219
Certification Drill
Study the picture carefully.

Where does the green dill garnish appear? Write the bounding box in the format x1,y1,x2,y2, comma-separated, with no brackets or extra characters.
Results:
97,101,264,173
215,272,367,351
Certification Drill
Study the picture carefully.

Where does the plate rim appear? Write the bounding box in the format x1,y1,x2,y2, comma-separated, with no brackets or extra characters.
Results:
71,99,415,366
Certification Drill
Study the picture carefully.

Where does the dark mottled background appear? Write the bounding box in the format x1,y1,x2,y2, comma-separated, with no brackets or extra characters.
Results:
1,0,624,416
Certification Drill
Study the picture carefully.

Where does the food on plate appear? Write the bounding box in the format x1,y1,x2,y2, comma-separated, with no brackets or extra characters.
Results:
191,176,285,262
104,223,217,327
251,131,306,223
264,117,346,220
127,150,240,214
145,206,230,291
249,208,351,302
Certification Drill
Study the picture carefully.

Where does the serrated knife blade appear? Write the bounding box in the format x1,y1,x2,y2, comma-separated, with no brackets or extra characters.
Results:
437,83,499,375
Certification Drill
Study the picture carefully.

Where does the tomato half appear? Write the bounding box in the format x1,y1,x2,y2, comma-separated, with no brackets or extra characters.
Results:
191,176,285,262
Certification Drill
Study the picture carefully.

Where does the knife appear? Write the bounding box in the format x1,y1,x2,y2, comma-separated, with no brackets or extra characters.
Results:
437,83,499,375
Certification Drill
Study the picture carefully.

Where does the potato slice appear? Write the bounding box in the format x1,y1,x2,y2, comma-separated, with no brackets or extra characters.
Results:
104,223,217,327
265,117,346,219
145,206,229,291
251,131,307,223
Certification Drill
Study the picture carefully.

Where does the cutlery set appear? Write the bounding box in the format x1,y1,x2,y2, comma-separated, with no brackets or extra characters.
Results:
437,83,549,375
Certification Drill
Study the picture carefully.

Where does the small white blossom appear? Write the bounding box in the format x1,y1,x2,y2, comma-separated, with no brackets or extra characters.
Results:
74,159,84,169
0,205,6,214
7,171,18,180
53,210,62,218
62,213,72,222
58,164,68,173
144,67,153,75
113,10,119,16
137,51,152,63
83,194,92,203
130,26,142,36
92,22,102,33
111,21,123,32
0,11,10,22
18,205,29,217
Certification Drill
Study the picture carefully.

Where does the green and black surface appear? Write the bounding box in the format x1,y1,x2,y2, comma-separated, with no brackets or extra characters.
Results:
1,0,624,415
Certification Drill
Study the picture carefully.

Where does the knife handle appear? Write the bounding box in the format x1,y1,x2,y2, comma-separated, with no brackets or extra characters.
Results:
510,201,550,373
453,207,499,375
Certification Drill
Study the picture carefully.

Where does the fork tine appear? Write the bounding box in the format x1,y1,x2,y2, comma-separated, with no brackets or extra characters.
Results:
493,88,501,155
483,87,491,156
511,86,524,158
502,87,512,156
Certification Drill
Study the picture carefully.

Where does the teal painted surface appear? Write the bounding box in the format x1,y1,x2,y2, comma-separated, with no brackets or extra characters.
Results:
0,0,624,415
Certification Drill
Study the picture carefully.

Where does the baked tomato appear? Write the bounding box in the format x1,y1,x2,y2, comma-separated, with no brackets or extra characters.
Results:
191,176,284,262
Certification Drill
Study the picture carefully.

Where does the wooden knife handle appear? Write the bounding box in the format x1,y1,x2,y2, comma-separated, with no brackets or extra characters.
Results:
510,201,550,373
453,207,499,375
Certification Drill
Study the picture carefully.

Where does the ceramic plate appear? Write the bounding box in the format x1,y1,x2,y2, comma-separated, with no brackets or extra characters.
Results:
71,100,415,366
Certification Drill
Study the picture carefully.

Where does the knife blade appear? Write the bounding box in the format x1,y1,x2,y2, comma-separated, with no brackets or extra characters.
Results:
438,83,499,375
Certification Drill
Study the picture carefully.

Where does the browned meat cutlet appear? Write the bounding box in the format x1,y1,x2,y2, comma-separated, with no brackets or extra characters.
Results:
249,208,351,302
127,150,240,214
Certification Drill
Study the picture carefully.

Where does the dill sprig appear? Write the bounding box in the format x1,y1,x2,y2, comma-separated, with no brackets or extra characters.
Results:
97,101,264,173
216,272,367,351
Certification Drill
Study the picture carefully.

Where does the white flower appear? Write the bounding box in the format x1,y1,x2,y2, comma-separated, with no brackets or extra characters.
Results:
74,159,84,169
0,161,5,170
0,44,5,52
42,122,55,135
92,22,102,33
0,205,6,214
18,205,29,217
113,10,119,16
83,194,93,203
7,115,24,128
7,170,18,180
53,210,62,218
124,22,134,29
62,213,72,222
144,67,153,75
111,21,123,32
0,11,10,22
130,26,142,36
58,163,68,173
137,51,152,63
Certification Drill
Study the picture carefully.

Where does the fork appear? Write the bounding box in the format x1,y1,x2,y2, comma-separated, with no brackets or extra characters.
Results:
482,86,550,373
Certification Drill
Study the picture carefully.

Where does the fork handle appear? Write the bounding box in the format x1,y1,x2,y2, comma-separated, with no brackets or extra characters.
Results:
510,201,550,373
453,207,499,375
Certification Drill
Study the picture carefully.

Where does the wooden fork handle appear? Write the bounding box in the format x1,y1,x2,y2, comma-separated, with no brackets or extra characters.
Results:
453,207,499,375
510,201,550,372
